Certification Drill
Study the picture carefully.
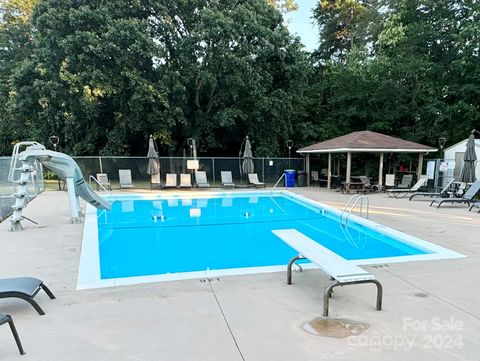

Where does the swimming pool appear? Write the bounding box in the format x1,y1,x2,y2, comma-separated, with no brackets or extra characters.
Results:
77,191,464,289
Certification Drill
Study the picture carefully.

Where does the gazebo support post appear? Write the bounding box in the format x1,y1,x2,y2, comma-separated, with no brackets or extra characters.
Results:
378,153,384,187
327,153,332,189
417,153,424,180
306,154,310,186
346,152,352,184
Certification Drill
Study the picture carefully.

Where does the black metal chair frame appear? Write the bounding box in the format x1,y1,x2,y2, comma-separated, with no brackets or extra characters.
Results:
0,314,25,355
0,278,55,315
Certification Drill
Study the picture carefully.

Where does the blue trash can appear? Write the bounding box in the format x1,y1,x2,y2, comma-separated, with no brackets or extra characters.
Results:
284,169,296,187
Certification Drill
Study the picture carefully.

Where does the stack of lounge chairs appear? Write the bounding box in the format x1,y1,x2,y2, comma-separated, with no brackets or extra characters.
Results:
409,179,454,201
430,180,480,208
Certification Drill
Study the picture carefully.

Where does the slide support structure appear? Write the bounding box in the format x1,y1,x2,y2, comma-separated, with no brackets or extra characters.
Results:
66,177,81,223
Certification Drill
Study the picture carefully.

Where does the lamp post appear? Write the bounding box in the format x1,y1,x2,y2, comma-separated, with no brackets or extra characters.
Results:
49,135,61,190
286,139,294,169
187,138,197,159
438,137,446,160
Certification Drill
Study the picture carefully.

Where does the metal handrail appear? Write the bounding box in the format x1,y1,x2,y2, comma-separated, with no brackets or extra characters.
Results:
89,175,109,192
340,195,369,226
340,194,359,223
270,173,286,192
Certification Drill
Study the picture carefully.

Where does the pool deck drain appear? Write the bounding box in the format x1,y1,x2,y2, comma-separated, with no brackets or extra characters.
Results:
0,189,479,361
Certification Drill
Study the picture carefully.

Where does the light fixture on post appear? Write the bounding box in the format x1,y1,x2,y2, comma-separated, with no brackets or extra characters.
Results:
286,139,294,169
187,138,197,159
49,135,59,151
438,137,446,160
49,135,61,190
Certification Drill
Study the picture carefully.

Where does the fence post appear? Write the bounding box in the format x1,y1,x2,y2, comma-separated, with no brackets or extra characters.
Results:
262,158,265,182
99,157,103,174
212,157,215,185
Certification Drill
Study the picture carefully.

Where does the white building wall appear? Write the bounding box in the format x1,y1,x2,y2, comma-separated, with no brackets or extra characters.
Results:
443,139,480,180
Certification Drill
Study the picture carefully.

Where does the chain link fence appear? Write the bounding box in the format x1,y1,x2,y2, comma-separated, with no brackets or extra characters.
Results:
74,156,305,188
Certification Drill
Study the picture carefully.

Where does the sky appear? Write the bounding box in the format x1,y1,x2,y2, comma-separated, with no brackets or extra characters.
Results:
286,0,319,51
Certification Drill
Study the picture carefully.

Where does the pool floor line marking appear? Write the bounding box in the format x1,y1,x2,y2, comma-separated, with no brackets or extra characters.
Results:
382,267,480,321
207,279,246,361
98,215,327,229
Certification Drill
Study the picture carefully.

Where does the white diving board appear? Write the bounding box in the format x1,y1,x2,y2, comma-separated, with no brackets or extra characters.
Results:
273,229,374,283
272,228,382,317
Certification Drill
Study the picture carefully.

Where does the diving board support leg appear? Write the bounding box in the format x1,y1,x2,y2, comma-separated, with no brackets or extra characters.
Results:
66,177,81,224
287,255,305,285
322,279,383,317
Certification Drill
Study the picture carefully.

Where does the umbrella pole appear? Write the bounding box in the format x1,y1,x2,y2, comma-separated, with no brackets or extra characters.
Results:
239,137,247,185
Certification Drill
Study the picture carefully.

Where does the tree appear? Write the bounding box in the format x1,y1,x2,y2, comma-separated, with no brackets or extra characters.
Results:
313,0,381,62
3,0,310,156
0,0,37,153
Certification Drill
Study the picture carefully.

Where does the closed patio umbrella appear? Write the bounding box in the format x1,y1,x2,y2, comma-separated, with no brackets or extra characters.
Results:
242,136,254,175
460,131,477,183
147,135,160,176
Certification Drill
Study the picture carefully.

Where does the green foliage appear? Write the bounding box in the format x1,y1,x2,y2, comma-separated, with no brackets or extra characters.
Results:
305,0,480,150
0,0,479,157
0,0,310,156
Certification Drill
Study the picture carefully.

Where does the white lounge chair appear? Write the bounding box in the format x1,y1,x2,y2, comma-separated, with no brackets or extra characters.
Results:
272,229,382,317
195,171,210,188
150,172,161,189
248,173,265,188
386,176,428,198
397,174,413,189
311,170,321,187
221,171,235,188
384,174,395,190
164,174,177,188
96,173,111,190
118,169,134,189
180,173,192,188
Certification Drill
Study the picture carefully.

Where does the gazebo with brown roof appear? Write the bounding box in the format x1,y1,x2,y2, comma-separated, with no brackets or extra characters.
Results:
297,131,437,188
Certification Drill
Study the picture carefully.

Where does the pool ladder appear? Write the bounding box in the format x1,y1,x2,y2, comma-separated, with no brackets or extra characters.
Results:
270,173,286,192
340,194,369,226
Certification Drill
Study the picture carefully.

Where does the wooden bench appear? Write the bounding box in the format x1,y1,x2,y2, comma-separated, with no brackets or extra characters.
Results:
272,229,383,317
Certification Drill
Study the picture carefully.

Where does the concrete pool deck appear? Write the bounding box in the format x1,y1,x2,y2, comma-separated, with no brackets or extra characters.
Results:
0,188,479,360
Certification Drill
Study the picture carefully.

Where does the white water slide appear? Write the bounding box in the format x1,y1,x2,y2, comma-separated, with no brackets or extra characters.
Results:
8,142,110,231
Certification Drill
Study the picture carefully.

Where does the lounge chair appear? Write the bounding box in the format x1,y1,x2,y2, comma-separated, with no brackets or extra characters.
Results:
397,174,413,189
311,171,321,186
451,182,467,197
221,171,235,188
0,314,25,355
164,174,177,188
195,171,210,188
409,179,454,201
118,169,134,189
384,174,396,190
248,173,265,188
273,229,382,317
469,201,480,213
180,173,192,188
430,180,480,208
0,277,55,315
150,172,161,189
96,173,111,190
386,176,427,198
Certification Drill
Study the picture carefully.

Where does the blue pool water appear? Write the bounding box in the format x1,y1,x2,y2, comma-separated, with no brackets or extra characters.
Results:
97,193,431,280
